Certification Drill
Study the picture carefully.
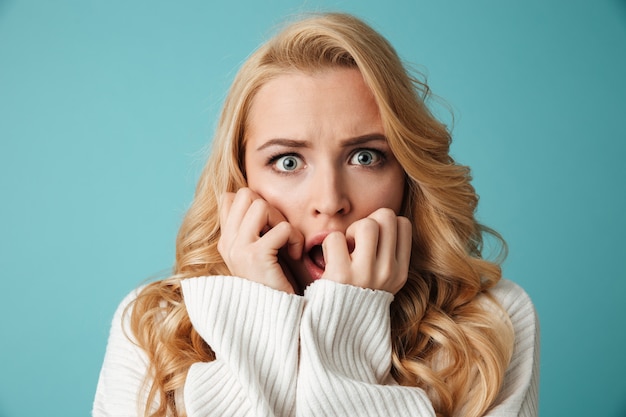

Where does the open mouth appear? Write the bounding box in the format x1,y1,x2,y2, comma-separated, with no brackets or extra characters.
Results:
308,245,326,270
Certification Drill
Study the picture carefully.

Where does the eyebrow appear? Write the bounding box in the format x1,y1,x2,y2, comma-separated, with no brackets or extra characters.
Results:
255,133,388,151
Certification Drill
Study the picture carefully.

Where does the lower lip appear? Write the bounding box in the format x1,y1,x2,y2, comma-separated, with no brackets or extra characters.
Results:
303,255,325,282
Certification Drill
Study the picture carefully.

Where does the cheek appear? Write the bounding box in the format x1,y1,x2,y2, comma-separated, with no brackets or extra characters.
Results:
247,179,302,221
360,188,404,214
363,171,406,214
390,178,406,213
389,167,407,212
244,153,306,223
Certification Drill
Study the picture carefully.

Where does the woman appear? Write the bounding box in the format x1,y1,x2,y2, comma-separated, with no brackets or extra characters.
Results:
94,12,538,417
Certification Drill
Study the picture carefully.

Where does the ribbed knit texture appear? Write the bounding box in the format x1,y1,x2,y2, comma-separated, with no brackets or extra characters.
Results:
485,279,540,417
297,280,436,416
93,277,539,417
93,287,156,417
181,276,303,417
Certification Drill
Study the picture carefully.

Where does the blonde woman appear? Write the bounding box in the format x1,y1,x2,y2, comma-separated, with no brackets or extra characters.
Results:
94,12,538,417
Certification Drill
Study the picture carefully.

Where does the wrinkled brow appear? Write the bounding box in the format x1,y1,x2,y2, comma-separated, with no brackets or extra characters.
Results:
255,133,387,151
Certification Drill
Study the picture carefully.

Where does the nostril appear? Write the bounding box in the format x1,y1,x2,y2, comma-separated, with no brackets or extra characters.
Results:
312,191,350,216
314,208,345,216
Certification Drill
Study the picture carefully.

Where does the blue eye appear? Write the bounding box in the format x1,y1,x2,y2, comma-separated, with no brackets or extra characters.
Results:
274,155,303,172
350,150,381,166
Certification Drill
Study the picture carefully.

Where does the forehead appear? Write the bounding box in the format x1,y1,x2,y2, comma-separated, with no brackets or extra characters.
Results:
245,68,383,144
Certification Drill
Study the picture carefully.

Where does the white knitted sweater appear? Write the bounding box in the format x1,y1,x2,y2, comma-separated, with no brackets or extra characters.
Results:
93,277,539,416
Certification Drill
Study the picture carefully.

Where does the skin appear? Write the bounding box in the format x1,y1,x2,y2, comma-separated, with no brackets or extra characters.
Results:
218,68,411,295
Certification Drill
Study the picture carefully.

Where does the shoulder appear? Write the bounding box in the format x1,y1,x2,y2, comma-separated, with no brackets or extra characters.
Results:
94,285,153,416
488,279,538,331
485,279,540,415
489,278,531,304
102,285,148,351
111,285,147,321
487,279,539,359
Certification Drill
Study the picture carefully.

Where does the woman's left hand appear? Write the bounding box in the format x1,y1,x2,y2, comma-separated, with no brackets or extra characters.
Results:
320,208,411,294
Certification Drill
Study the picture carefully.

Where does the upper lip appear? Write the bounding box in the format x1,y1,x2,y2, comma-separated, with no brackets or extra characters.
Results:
304,231,336,253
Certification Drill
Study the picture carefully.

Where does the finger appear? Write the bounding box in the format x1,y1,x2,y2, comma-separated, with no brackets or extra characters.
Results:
321,231,351,279
396,216,412,271
238,198,276,242
234,188,290,232
286,227,304,260
222,188,257,238
277,253,299,294
385,216,412,294
258,221,290,251
260,221,304,260
219,192,236,232
367,208,398,261
259,201,303,259
218,192,237,255
262,200,290,229
223,188,283,237
346,217,379,263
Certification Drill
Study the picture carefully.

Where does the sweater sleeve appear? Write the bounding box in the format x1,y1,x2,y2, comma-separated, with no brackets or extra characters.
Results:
181,276,304,417
93,288,154,417
297,279,436,417
485,279,540,417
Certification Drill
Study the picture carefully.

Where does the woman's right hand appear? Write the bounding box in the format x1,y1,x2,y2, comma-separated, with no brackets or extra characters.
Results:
218,188,304,294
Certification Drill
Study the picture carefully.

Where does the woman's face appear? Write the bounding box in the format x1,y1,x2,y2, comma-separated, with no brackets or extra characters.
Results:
244,68,406,290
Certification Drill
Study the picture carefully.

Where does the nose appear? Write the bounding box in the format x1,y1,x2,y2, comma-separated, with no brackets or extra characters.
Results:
310,164,351,217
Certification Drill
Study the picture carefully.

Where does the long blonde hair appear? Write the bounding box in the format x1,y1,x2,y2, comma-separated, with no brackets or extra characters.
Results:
129,12,514,417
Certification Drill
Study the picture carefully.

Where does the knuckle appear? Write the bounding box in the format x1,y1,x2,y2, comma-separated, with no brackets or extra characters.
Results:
358,217,379,232
372,207,395,221
250,198,268,212
397,215,411,228
238,187,253,197
323,231,344,249
233,187,249,201
327,230,344,240
268,221,291,235
268,221,288,236
237,187,258,204
380,207,396,218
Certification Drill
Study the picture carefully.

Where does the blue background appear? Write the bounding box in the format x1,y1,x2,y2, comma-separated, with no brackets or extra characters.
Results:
1,1,625,416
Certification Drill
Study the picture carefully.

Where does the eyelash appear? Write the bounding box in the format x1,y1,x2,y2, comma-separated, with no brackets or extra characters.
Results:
266,148,388,173
267,152,304,174
349,148,387,167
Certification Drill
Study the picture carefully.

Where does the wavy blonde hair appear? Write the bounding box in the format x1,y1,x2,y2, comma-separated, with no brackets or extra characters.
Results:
128,12,514,417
